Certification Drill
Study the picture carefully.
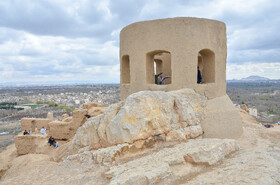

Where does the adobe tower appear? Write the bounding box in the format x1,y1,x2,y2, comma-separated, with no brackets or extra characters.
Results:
120,17,227,100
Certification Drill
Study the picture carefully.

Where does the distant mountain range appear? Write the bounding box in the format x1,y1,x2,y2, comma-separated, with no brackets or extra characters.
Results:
0,75,278,87
240,75,271,81
228,75,279,82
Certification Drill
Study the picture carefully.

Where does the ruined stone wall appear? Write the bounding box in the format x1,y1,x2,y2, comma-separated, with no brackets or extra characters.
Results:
20,113,53,132
14,135,48,155
49,109,87,140
21,118,51,132
21,118,35,132
120,17,227,100
36,119,51,130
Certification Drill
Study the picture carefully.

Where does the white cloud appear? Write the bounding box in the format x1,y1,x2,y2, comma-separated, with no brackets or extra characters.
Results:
0,29,119,83
227,62,280,80
0,0,279,83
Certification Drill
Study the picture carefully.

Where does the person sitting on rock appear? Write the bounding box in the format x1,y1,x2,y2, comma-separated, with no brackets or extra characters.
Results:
53,141,59,148
85,114,91,119
23,130,29,135
40,126,46,135
48,136,55,146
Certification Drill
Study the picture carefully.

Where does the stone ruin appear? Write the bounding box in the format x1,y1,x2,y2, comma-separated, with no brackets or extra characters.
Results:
48,103,107,140
120,17,226,100
62,18,244,184
2,18,257,185
119,17,243,139
20,112,53,132
15,17,242,163
49,109,87,140
15,18,242,160
3,17,280,185
15,103,107,155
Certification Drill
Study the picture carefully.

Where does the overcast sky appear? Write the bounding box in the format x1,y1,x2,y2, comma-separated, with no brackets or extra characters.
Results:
0,0,279,84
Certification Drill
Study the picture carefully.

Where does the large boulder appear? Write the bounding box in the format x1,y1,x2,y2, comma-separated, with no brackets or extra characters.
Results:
69,88,243,153
105,91,175,144
70,89,207,153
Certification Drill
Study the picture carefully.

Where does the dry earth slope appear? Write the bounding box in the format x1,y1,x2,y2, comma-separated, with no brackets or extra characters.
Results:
0,95,279,184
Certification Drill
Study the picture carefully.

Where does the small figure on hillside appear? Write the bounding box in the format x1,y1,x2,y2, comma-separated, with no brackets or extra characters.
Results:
197,66,202,84
40,126,46,135
158,74,171,85
29,129,32,135
54,141,59,148
85,114,91,119
48,136,55,146
48,136,59,148
23,130,29,135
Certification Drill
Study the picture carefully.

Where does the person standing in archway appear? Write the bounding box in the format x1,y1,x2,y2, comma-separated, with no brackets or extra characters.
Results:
197,66,202,84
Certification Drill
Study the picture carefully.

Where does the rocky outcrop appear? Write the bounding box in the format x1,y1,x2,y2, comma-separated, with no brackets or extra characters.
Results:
64,138,239,184
65,143,130,165
106,139,239,185
241,104,249,113
82,102,107,117
1,107,280,185
65,136,159,165
69,88,243,153
69,89,208,153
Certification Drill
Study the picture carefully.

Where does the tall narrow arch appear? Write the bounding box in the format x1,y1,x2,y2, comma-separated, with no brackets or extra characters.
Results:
146,50,172,85
121,55,130,84
197,49,215,83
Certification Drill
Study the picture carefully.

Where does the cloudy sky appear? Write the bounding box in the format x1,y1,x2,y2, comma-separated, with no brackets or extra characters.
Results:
0,0,279,84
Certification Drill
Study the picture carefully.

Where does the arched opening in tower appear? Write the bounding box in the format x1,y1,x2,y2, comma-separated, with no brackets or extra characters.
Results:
197,49,215,84
146,50,171,85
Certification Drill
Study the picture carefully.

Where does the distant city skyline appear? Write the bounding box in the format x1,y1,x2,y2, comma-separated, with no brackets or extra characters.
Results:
0,0,279,83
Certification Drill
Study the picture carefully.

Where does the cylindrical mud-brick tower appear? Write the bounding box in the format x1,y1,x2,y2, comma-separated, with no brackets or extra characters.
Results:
120,17,227,100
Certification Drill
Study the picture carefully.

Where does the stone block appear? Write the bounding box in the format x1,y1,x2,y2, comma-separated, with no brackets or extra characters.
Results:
14,135,48,155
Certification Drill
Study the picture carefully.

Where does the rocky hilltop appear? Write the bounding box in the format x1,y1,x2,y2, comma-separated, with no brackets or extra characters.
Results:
0,89,280,184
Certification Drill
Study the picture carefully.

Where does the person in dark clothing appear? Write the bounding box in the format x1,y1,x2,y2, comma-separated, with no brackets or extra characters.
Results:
48,136,55,146
85,114,91,118
197,66,202,84
23,130,29,135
